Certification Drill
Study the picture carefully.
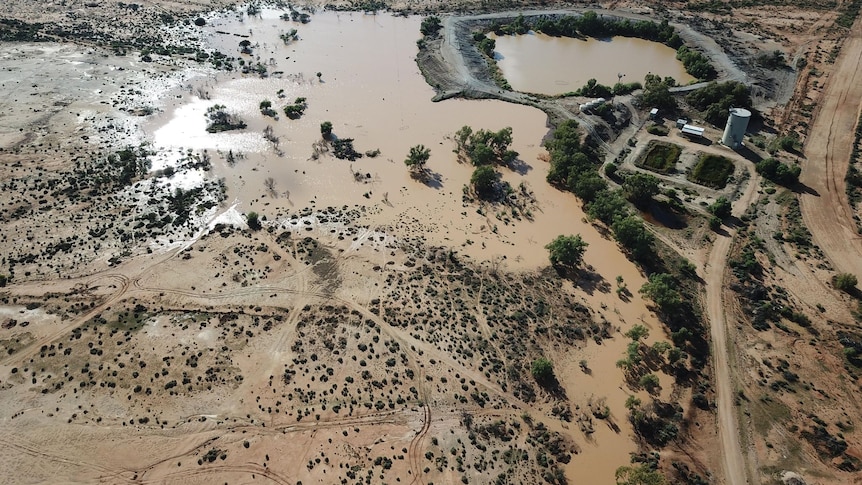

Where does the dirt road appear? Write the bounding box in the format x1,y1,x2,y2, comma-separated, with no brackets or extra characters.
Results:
799,17,862,280
704,163,761,485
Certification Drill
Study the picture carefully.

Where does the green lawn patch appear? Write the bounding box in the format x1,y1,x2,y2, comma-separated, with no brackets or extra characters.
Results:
689,153,734,188
638,141,681,174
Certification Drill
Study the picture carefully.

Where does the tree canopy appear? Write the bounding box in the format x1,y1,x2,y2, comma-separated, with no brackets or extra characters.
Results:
622,172,661,207
639,273,683,313
454,126,518,166
404,144,431,172
531,357,555,385
470,165,498,198
545,234,589,268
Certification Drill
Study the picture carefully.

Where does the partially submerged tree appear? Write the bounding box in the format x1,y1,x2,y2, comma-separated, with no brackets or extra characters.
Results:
404,144,431,173
470,165,498,198
283,97,307,119
320,121,333,139
545,234,588,269
205,104,247,133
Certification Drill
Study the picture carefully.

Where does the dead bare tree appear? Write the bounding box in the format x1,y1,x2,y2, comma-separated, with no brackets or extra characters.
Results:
264,177,277,197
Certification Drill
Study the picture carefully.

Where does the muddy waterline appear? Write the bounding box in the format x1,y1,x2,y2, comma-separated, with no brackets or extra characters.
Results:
490,32,695,95
146,10,675,483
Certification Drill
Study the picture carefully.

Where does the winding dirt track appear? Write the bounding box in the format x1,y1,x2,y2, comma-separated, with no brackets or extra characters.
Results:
704,164,761,485
799,17,862,279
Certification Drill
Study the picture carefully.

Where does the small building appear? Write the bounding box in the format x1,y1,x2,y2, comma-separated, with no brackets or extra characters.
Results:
676,118,688,129
649,108,659,119
681,124,705,138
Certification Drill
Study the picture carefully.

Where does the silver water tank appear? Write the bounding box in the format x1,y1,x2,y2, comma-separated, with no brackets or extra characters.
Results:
721,107,751,149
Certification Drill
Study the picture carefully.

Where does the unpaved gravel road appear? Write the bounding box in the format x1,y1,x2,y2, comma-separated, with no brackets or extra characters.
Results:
704,162,760,485
799,16,862,280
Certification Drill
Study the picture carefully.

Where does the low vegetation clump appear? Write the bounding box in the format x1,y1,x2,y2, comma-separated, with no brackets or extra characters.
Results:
675,45,716,80
205,104,246,132
834,273,859,293
283,97,307,119
332,138,362,161
685,81,753,126
420,15,441,37
755,157,801,186
689,154,734,188
320,121,333,139
259,100,277,118
646,124,669,136
496,12,682,49
639,141,681,173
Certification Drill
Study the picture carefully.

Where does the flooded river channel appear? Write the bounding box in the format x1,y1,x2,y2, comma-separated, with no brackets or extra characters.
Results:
145,9,675,483
491,32,694,95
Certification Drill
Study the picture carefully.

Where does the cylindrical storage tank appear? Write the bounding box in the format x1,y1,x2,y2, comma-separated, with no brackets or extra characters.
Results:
721,107,751,149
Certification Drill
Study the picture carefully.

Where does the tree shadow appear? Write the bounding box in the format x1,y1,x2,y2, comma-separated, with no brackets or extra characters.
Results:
410,169,443,190
578,265,612,295
505,157,532,175
735,145,763,163
790,181,819,196
683,135,713,146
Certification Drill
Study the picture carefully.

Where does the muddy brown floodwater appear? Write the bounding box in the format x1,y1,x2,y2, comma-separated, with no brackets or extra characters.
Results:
490,32,695,95
145,9,674,482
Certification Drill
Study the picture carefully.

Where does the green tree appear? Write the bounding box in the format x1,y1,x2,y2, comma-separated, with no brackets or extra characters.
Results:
470,166,498,198
545,234,589,268
639,273,682,312
623,172,660,207
615,464,668,485
320,121,333,139
639,373,660,392
404,144,431,172
834,273,858,292
568,171,608,203
640,74,676,110
587,190,629,225
531,357,554,385
612,215,654,260
246,211,261,231
709,196,732,219
624,324,649,342
420,16,442,37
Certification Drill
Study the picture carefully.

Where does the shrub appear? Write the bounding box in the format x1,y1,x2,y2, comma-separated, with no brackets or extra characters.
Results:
834,273,859,292
755,157,801,185
646,124,669,136
531,357,554,384
709,196,732,219
246,211,261,230
320,121,333,139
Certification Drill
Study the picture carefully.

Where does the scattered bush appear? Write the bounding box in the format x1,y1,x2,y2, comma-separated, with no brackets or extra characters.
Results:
834,273,859,293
